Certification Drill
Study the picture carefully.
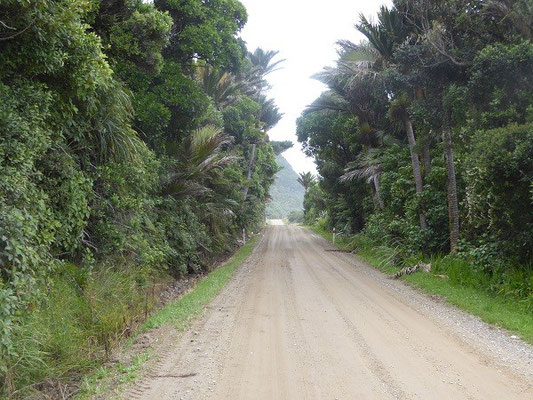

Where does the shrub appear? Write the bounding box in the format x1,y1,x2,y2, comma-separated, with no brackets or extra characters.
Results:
464,123,533,263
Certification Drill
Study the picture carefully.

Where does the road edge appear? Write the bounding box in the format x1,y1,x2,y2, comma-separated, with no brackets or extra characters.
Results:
307,224,533,345
74,235,261,400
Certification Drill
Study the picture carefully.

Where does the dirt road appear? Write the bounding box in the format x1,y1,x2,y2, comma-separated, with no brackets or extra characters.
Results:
125,225,532,400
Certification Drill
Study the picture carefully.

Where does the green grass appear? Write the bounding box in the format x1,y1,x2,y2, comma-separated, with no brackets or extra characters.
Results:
139,236,257,332
73,236,258,399
75,352,150,400
404,273,533,342
2,264,162,399
309,225,533,344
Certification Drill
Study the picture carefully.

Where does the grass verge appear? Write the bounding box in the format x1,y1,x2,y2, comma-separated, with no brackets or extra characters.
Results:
139,236,257,333
309,225,533,344
74,236,258,399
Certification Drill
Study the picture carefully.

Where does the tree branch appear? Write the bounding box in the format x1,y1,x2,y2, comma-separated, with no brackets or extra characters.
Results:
0,21,33,41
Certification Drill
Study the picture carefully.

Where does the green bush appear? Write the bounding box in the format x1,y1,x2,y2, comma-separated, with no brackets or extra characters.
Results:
0,0,280,396
464,123,533,263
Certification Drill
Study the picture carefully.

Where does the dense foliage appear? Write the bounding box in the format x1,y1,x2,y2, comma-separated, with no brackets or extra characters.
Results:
0,0,283,395
297,0,532,294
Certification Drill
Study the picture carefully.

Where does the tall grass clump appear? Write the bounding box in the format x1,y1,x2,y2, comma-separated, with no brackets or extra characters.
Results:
1,264,163,398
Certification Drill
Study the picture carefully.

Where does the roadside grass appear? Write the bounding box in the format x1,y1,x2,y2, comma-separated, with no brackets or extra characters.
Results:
76,352,150,400
139,236,257,333
3,265,165,399
309,225,533,344
74,236,258,399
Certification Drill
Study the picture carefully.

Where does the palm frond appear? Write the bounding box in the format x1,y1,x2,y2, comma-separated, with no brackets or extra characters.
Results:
249,48,286,76
337,40,380,62
258,96,283,130
297,171,316,190
340,149,384,183
304,91,349,115
164,125,238,199
91,83,143,162
195,64,243,108
356,6,408,61
244,48,286,96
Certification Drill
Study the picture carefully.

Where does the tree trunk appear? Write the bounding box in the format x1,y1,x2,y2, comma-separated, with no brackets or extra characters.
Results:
442,124,459,253
422,141,431,177
370,184,379,210
373,175,384,210
403,117,428,230
242,142,256,200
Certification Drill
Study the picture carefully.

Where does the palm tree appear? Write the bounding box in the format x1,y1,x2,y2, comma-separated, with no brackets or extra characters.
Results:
338,7,428,229
249,48,285,74
242,97,283,200
388,95,428,229
245,48,285,94
443,114,459,252
194,64,243,109
297,172,316,191
309,71,386,209
240,48,284,200
164,125,237,198
312,46,394,210
340,149,384,210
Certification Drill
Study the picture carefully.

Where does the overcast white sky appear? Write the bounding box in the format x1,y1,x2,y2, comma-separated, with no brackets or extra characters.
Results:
239,0,390,174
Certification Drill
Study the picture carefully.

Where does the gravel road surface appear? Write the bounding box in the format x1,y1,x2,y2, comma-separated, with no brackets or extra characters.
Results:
124,225,532,400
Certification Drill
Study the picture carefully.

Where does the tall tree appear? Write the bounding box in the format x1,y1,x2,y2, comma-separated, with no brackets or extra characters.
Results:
241,48,284,200
353,6,428,229
243,96,282,199
297,172,316,191
387,95,428,229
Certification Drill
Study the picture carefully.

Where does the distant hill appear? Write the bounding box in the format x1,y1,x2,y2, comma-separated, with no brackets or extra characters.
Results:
267,155,304,218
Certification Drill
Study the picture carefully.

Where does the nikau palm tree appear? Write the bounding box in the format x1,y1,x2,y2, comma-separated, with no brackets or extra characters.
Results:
443,114,459,252
165,125,237,199
194,64,243,110
242,48,284,200
309,70,385,207
297,172,316,191
243,97,282,200
388,95,428,229
245,48,286,94
330,7,429,230
340,149,385,210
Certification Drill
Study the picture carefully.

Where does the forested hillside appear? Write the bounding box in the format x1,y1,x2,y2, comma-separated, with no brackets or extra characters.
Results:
0,0,283,396
298,0,532,317
266,155,304,219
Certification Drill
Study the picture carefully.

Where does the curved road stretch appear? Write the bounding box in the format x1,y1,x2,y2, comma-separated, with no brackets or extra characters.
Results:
126,225,532,400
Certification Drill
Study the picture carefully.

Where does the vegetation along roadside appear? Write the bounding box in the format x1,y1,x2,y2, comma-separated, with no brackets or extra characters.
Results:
294,1,532,347
73,236,259,400
0,0,286,397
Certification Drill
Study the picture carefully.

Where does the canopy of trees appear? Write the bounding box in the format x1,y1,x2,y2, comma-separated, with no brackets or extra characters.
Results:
298,0,532,269
0,0,283,394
